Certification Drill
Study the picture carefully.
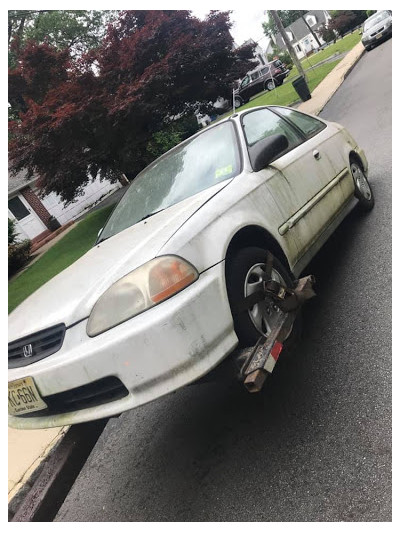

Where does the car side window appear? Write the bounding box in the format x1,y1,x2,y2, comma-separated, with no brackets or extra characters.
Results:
242,108,303,151
273,107,326,139
250,72,259,81
240,76,250,88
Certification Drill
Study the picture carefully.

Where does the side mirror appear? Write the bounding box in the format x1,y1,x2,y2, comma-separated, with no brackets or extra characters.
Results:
249,134,289,172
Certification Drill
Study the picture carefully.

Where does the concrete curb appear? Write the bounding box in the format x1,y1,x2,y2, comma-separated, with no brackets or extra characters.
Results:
297,42,366,116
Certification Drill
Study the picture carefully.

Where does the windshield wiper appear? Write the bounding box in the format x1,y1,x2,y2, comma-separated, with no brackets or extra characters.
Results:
138,208,165,222
96,235,110,245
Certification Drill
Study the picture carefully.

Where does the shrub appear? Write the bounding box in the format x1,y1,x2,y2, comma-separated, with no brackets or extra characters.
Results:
9,240,32,276
8,218,18,244
8,218,32,276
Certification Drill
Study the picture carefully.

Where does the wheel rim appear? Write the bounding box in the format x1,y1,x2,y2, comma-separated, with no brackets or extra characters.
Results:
351,162,372,200
234,98,241,107
244,263,285,337
266,81,275,91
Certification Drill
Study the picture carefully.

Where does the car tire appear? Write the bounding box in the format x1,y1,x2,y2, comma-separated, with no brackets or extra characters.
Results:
234,96,243,108
265,79,276,91
350,159,375,211
365,45,372,51
226,247,294,347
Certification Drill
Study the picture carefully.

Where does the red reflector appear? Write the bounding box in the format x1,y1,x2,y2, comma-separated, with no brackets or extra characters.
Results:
270,341,283,361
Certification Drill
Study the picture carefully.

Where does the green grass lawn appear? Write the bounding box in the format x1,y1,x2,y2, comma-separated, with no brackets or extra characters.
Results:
8,204,114,314
217,31,361,120
286,31,361,82
227,58,341,113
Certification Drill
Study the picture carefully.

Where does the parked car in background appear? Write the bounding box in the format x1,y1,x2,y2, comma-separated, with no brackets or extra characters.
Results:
234,60,290,108
361,10,392,51
8,105,374,429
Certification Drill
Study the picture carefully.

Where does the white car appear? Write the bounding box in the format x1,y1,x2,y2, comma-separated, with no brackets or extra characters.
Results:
8,105,374,429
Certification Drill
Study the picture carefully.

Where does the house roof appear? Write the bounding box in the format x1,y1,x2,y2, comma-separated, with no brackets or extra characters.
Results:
8,168,37,197
275,10,328,49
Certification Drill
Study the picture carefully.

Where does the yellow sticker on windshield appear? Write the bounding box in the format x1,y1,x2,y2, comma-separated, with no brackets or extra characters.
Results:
215,164,233,179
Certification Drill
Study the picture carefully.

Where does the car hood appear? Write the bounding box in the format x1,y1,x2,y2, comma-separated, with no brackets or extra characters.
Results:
364,17,390,36
8,181,231,342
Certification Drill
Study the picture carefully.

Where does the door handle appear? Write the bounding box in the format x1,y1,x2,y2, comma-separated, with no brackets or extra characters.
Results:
313,150,321,160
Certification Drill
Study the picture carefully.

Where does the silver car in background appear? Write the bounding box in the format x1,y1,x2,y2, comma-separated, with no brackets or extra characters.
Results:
361,10,392,51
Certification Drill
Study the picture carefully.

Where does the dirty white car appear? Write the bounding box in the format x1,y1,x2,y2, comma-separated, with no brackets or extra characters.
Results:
8,105,374,429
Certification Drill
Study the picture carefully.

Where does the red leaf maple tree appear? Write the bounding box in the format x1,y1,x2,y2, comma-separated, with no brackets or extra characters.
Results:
9,10,255,203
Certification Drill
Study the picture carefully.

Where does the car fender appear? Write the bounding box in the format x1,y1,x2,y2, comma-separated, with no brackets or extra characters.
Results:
158,169,300,275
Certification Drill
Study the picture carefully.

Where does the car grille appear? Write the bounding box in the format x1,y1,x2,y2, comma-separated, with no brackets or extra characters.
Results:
17,376,129,417
8,324,66,369
371,26,384,36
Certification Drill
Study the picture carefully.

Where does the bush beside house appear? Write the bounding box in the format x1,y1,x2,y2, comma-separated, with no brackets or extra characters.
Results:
8,218,31,277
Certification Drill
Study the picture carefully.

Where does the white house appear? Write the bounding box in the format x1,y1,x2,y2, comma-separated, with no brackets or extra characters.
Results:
274,10,331,59
8,169,122,244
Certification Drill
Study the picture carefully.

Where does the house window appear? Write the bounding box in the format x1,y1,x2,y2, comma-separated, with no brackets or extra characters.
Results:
8,196,30,220
296,44,302,52
306,15,317,26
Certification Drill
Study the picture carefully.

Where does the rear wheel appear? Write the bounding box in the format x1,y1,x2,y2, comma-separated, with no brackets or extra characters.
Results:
265,79,277,91
226,247,294,347
350,160,374,211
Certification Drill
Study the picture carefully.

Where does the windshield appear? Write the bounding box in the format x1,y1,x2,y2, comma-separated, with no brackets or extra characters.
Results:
99,121,240,241
364,11,390,30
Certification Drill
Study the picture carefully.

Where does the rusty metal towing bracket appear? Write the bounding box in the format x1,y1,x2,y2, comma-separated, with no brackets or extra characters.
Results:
234,252,316,393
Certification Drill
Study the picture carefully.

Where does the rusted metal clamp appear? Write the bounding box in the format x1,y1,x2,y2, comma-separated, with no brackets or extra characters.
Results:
240,274,316,393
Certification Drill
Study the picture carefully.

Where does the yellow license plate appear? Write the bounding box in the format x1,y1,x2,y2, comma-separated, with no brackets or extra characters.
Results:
8,377,47,416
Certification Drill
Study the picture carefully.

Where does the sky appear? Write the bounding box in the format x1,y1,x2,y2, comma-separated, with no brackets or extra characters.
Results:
191,8,270,48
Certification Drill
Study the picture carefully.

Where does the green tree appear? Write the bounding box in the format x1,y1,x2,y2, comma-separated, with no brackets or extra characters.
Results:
8,10,117,67
262,10,308,37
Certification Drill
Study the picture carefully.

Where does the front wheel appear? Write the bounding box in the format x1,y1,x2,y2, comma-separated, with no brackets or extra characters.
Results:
350,160,375,211
226,247,294,347
234,96,243,108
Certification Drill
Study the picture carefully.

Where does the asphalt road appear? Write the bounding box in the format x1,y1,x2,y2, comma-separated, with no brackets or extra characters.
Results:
56,39,392,522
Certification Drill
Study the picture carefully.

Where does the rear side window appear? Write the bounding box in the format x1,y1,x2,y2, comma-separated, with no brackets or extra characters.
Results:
273,107,326,138
242,108,303,150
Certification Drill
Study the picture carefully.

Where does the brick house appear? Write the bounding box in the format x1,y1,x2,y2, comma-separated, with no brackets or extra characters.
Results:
8,169,121,245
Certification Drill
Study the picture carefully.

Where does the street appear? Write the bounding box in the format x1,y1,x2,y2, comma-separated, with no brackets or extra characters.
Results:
55,39,391,522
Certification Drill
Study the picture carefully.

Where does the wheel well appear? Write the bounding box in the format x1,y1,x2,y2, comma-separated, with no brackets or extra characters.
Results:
349,151,365,172
225,225,292,276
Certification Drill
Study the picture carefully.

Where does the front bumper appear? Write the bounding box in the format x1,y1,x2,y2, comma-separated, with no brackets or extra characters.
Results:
8,262,238,429
362,25,392,46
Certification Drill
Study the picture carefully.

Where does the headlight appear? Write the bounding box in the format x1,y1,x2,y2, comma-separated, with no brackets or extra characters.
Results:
87,256,199,336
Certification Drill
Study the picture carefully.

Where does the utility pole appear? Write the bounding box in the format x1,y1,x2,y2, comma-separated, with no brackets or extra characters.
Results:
269,10,307,81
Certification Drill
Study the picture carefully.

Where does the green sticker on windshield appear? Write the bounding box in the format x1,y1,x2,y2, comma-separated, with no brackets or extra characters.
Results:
215,164,233,179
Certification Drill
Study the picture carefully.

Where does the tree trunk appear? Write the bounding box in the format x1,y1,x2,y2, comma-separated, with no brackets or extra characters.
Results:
269,11,307,81
301,16,322,48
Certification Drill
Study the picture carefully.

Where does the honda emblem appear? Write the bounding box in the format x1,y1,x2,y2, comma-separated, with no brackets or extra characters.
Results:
23,344,33,358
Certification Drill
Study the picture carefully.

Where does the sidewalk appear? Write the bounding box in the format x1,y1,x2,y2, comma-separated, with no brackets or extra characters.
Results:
298,41,365,116
8,40,366,509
